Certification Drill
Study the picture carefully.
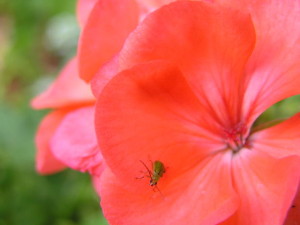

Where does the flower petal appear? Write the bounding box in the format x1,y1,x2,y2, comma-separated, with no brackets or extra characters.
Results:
119,1,256,128
227,0,300,124
76,0,98,28
35,110,67,174
91,54,119,98
251,113,300,158
96,61,225,187
31,57,95,109
51,106,103,176
98,153,238,225
222,150,300,225
78,0,139,81
136,0,175,9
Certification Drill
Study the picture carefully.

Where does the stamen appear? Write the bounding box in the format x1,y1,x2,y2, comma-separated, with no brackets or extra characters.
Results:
224,122,247,153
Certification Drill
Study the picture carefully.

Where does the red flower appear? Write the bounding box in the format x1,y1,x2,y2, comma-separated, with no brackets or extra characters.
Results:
94,1,300,224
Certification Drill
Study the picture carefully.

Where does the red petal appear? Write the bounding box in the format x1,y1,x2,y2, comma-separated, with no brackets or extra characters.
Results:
119,1,255,128
223,0,300,124
96,61,225,188
51,106,103,176
31,57,95,109
221,150,300,225
251,113,300,158
78,0,139,81
98,153,238,225
76,0,98,28
35,110,67,174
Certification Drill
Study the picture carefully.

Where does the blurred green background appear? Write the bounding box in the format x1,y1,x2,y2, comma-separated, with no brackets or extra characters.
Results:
0,0,300,225
0,0,108,224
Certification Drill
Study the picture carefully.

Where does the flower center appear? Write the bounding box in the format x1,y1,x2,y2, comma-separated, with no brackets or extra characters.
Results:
224,122,248,153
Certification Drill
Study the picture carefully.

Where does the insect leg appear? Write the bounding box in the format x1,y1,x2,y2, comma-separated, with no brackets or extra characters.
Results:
139,160,152,178
153,185,165,198
135,175,145,179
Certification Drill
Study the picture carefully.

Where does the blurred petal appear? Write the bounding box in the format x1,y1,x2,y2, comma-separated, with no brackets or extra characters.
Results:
31,57,95,109
76,0,98,27
35,110,66,174
251,113,300,158
51,106,103,176
78,0,139,81
99,153,238,225
120,1,255,127
222,150,300,225
96,61,225,187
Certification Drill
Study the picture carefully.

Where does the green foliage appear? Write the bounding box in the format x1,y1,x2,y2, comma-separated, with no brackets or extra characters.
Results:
0,0,78,104
254,95,300,128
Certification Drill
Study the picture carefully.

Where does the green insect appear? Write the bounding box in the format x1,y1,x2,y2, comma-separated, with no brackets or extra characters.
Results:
137,160,166,188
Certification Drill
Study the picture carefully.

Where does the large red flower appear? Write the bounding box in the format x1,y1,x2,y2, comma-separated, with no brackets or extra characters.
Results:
94,1,300,224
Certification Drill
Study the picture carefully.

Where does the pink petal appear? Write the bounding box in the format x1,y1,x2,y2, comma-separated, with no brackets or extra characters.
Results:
135,0,176,13
76,0,98,28
51,106,103,176
221,150,300,225
78,0,139,81
35,110,67,175
136,0,175,8
119,1,255,128
91,54,119,98
251,113,300,158
96,61,225,188
31,57,95,109
98,153,238,225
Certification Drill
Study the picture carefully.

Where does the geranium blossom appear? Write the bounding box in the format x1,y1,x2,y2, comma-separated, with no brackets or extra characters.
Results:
94,1,300,224
32,0,102,175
